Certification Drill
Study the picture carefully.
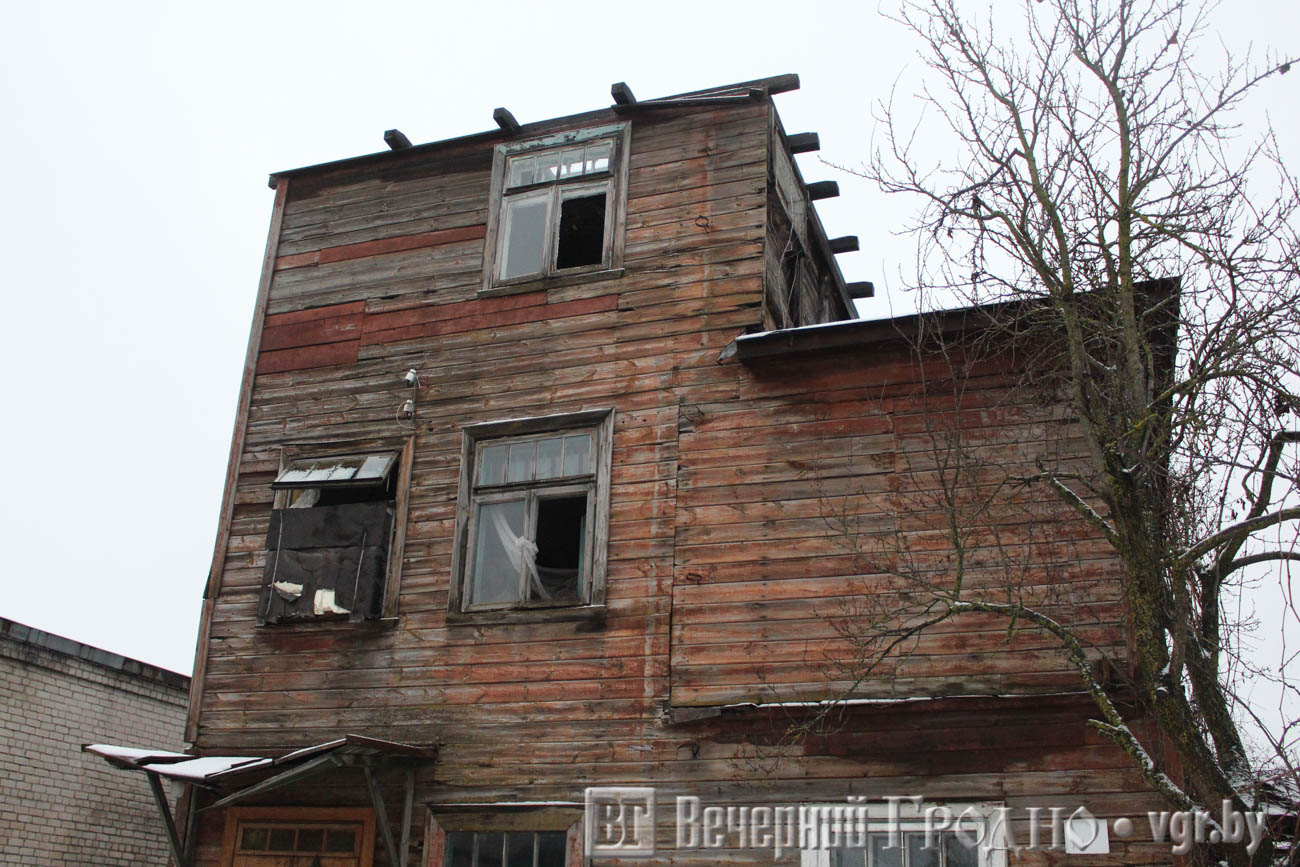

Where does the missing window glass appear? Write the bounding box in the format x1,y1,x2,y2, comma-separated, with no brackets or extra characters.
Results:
533,493,587,601
556,193,606,269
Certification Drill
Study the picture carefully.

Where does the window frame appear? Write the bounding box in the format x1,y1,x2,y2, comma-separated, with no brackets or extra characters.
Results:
221,806,376,867
798,803,1007,867
258,436,415,626
449,409,614,621
481,123,631,296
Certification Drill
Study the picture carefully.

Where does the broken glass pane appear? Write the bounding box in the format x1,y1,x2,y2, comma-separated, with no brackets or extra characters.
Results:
355,454,395,481
555,192,606,269
471,499,525,606
559,147,586,177
562,434,591,476
586,141,612,173
533,493,587,602
537,152,560,182
500,194,548,279
273,453,397,489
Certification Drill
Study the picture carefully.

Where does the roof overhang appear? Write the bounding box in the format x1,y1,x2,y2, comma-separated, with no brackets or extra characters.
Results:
84,735,439,867
267,74,799,186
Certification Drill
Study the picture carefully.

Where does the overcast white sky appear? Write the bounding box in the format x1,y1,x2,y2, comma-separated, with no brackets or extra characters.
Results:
1,0,1295,747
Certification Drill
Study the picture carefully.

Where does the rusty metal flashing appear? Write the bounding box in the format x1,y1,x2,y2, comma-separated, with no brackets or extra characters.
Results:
729,302,1026,363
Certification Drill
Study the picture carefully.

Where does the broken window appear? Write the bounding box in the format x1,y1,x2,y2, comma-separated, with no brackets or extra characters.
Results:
486,125,628,290
260,451,401,624
452,410,613,614
445,830,567,867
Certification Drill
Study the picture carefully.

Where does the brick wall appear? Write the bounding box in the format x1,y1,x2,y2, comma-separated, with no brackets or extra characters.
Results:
0,618,190,866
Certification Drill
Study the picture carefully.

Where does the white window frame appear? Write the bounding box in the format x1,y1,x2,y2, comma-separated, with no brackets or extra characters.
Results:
798,803,1007,867
482,123,631,295
449,409,614,618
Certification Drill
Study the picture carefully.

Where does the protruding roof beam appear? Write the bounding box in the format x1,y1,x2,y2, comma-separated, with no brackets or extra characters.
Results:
764,73,800,94
493,107,521,135
807,181,839,201
847,281,875,299
611,82,637,105
383,129,412,150
787,132,820,154
829,236,860,254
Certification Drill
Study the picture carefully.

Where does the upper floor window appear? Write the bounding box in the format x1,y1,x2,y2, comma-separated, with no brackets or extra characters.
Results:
450,409,613,617
260,441,413,625
483,124,630,293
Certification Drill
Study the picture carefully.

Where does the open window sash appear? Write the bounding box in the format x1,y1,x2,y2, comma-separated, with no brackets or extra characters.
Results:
463,484,593,611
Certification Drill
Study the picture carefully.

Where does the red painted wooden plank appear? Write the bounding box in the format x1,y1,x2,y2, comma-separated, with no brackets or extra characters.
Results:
264,301,367,329
255,340,360,374
361,290,548,334
273,224,487,271
260,314,363,352
359,294,619,347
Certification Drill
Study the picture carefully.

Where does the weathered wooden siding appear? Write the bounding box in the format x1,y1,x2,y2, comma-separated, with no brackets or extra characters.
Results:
187,97,1163,867
669,346,1126,706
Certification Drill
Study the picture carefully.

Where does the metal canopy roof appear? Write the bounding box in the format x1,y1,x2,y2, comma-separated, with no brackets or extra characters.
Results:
83,735,439,867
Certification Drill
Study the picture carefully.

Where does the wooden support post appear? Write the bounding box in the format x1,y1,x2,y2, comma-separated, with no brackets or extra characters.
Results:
365,764,402,867
384,129,412,150
146,773,191,867
787,132,820,154
493,108,521,135
829,236,860,254
807,181,839,200
847,281,875,299
399,767,415,867
610,82,636,105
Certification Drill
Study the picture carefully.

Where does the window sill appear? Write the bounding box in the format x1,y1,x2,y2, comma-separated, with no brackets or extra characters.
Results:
478,268,624,299
445,604,606,628
257,615,400,631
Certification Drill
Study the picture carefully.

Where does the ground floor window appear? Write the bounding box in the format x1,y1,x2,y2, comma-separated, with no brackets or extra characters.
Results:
223,806,375,866
445,830,567,867
800,804,1004,867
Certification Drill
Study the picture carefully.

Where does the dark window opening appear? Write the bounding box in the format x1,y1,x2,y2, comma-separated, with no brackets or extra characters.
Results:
305,473,395,507
236,823,362,856
446,831,567,867
532,494,587,601
263,451,399,624
556,193,606,269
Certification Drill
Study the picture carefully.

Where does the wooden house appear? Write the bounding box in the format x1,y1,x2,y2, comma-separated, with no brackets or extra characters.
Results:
95,75,1173,866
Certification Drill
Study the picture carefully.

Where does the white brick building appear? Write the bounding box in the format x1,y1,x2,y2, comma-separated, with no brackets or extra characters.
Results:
0,618,190,865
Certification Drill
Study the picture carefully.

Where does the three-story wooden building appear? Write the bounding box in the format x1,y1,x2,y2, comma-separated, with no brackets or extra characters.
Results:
94,75,1172,867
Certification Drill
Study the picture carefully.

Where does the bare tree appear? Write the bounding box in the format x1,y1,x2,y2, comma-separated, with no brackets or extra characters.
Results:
842,0,1299,862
